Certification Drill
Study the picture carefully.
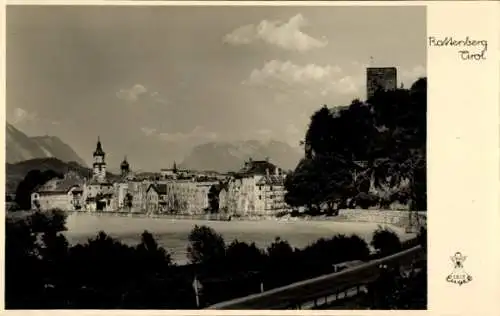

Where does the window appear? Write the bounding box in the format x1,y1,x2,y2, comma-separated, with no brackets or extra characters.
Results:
258,195,262,200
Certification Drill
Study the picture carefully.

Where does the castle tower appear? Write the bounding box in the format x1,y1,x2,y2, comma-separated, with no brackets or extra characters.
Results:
121,155,130,178
366,66,397,99
93,136,107,183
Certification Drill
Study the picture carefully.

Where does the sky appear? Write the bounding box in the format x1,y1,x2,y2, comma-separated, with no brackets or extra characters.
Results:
6,5,426,171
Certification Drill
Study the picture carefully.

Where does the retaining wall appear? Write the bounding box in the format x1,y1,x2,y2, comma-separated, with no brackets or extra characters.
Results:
337,209,427,229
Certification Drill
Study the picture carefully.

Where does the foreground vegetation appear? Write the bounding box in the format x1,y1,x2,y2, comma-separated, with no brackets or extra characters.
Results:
6,209,426,309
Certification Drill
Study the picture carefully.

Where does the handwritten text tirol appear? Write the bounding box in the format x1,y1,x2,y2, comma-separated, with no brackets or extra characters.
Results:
428,36,488,61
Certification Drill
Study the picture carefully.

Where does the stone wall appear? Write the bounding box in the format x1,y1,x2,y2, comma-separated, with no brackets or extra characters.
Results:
337,209,427,231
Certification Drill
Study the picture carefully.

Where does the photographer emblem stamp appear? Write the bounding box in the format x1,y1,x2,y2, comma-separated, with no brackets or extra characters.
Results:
446,252,472,286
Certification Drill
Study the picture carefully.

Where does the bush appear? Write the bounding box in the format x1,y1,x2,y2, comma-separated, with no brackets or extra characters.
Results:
353,192,379,209
187,225,226,266
371,226,402,256
266,237,295,263
301,234,370,269
225,240,266,272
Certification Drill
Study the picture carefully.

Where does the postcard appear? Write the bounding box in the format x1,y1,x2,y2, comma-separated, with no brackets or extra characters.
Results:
1,1,499,315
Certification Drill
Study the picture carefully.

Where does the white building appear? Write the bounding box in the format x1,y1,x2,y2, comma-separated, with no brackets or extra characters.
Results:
219,159,288,216
31,171,84,211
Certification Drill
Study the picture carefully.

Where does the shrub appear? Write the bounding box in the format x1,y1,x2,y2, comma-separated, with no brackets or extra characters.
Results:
371,226,402,256
301,233,370,268
266,237,295,263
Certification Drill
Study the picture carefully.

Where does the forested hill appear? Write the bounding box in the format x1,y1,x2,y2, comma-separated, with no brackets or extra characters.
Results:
285,77,427,212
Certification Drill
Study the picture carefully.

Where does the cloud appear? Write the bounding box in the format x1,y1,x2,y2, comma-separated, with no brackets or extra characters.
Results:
140,126,157,136
158,126,218,143
256,129,273,137
10,107,38,124
117,85,169,105
244,60,362,96
224,14,327,52
116,84,148,102
245,61,427,101
400,65,426,87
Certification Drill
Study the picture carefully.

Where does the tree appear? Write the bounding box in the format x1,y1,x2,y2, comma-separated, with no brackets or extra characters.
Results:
284,155,354,213
15,169,63,210
287,77,427,212
304,105,336,159
225,240,265,272
124,193,133,210
371,226,402,256
5,209,69,308
284,158,324,212
187,225,226,266
135,231,173,275
207,184,220,214
266,237,295,263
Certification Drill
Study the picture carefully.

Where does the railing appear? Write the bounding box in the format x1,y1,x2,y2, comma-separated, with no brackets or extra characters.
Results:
206,245,425,310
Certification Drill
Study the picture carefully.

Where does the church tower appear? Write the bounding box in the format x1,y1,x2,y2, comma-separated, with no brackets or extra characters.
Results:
93,136,107,183
121,155,130,178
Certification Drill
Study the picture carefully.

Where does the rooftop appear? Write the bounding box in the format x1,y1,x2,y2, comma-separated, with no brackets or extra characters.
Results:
36,171,84,194
256,175,285,186
148,183,168,195
238,159,280,176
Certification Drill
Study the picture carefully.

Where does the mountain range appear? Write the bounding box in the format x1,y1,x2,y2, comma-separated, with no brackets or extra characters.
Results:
6,123,87,166
6,124,304,192
179,140,303,173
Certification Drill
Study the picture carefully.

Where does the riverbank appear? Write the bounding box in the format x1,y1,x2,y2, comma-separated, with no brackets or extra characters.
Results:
63,209,426,223
64,212,417,265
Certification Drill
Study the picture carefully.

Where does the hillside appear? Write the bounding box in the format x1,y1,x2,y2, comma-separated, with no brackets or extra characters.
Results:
179,140,302,173
6,157,119,194
6,123,87,166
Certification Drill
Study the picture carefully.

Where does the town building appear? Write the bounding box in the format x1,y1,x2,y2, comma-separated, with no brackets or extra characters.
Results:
366,67,397,99
129,180,151,211
219,158,288,216
146,183,168,214
145,179,218,215
160,161,178,180
31,170,85,211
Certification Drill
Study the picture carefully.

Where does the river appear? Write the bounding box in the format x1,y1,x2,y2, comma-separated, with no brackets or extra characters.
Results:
64,212,415,265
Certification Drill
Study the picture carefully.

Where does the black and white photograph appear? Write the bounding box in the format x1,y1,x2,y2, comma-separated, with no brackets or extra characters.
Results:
5,4,427,310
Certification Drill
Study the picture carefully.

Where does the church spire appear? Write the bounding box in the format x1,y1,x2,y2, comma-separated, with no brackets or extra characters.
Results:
94,136,105,157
